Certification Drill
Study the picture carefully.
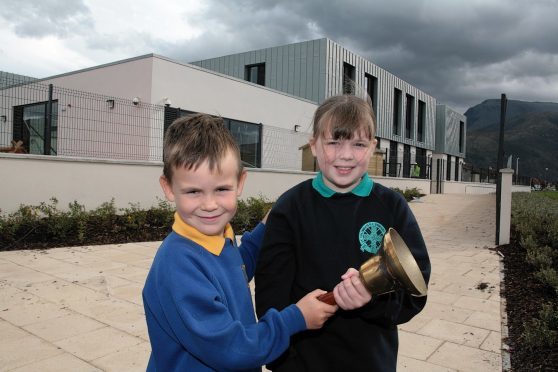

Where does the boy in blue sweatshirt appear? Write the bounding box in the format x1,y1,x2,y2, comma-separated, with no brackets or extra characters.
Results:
142,113,337,371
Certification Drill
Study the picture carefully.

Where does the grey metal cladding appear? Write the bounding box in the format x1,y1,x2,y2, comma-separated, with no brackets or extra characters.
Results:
192,38,438,151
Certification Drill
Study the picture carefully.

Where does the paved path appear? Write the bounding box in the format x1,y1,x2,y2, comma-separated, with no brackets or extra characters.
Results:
0,193,502,371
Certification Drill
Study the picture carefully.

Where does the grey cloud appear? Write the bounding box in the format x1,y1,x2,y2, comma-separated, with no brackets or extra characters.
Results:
6,0,556,113
173,0,558,112
0,0,93,38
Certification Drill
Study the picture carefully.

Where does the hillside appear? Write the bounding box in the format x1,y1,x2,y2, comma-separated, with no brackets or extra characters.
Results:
465,100,558,182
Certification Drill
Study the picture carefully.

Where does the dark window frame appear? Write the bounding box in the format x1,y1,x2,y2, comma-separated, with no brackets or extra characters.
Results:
417,100,425,142
393,88,402,136
163,106,263,168
365,73,378,111
405,94,414,139
459,120,465,153
343,62,355,94
446,155,452,181
245,63,266,86
388,142,399,177
13,100,58,155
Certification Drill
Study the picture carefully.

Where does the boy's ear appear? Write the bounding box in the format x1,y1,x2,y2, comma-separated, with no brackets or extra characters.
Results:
159,175,175,202
236,170,248,197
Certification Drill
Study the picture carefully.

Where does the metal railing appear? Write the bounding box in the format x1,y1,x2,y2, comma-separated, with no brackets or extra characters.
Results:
1,73,164,161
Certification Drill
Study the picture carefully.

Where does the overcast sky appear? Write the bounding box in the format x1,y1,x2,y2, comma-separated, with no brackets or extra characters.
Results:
1,0,557,113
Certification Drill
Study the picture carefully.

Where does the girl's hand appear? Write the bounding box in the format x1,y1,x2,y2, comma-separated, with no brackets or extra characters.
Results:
333,268,372,310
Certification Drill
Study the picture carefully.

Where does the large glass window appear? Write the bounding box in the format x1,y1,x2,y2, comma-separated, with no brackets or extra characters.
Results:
446,155,452,181
13,101,58,155
229,119,261,168
163,106,262,168
415,147,427,178
389,142,398,177
403,144,411,178
245,63,265,86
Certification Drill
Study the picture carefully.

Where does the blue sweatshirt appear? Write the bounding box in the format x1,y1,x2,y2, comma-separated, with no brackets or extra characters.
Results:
142,213,306,371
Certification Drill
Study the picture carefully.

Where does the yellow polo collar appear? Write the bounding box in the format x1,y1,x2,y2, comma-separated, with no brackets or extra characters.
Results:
172,212,235,256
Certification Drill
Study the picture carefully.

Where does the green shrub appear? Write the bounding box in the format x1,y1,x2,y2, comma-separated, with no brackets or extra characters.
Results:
0,195,272,251
521,302,558,350
534,268,558,294
391,187,425,202
525,245,555,270
512,192,558,352
231,195,273,234
512,192,558,249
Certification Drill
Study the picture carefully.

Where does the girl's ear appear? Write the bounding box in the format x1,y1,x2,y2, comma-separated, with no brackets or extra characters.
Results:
159,175,175,202
309,137,317,157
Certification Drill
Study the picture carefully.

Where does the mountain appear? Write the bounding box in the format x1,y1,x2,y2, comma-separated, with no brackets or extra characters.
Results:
465,100,558,182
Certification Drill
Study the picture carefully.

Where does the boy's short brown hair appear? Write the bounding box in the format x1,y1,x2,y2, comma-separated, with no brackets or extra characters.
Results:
162,113,242,182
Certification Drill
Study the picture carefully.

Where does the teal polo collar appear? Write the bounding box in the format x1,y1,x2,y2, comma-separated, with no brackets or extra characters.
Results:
312,172,374,198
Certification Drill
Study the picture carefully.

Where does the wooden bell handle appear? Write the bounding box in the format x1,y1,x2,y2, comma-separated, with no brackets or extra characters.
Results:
317,291,337,305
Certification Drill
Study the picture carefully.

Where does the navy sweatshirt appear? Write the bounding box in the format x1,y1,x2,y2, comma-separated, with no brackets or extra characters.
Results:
255,174,431,372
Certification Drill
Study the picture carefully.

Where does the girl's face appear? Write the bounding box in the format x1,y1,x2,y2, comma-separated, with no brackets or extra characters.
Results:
310,126,376,193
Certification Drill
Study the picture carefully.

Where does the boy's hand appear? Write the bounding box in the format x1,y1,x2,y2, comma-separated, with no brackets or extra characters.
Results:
333,268,372,310
296,289,338,329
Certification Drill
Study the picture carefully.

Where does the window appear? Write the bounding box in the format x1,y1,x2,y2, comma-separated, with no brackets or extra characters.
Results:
13,101,58,155
446,155,452,181
459,120,465,153
403,144,411,178
405,94,414,139
393,88,402,135
417,100,425,142
343,63,355,94
163,106,262,168
229,119,261,168
389,142,398,177
415,147,426,178
365,73,378,111
245,63,265,86
455,159,460,181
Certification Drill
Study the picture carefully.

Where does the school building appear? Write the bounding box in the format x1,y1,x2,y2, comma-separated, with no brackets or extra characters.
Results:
0,38,469,213
192,38,466,181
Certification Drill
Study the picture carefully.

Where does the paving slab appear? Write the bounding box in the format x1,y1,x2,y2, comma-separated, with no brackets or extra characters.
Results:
0,193,503,371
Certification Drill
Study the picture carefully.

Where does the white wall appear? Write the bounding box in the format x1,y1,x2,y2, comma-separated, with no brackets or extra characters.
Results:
1,154,430,214
2,154,523,215
151,57,318,131
0,154,317,213
39,56,155,103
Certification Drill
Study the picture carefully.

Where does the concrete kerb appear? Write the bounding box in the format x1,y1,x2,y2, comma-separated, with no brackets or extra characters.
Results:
497,248,512,371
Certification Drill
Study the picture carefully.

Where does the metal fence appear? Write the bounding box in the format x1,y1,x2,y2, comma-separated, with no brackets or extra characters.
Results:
1,73,165,161
0,74,311,170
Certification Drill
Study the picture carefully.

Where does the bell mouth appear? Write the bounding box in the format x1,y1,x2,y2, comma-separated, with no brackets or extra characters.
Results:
383,228,428,297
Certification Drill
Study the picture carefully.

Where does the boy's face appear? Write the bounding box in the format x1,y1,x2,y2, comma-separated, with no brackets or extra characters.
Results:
160,150,246,236
310,127,376,193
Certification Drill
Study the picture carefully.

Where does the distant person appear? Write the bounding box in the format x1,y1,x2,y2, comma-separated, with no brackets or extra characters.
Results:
142,113,337,371
412,162,421,178
255,95,431,371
